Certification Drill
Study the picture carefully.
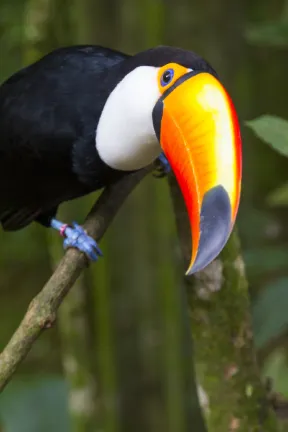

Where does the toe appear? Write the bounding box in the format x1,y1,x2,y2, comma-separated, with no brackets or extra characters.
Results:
93,241,103,257
72,222,85,233
62,224,103,261
83,244,98,261
80,233,103,257
82,237,101,261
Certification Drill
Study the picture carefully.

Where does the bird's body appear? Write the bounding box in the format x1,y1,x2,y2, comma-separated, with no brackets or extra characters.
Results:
0,45,131,230
0,44,242,273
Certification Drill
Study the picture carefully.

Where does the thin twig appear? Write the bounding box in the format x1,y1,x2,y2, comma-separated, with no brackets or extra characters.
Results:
0,166,152,392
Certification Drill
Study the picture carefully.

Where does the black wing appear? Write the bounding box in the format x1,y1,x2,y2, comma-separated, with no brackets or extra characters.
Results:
0,45,129,230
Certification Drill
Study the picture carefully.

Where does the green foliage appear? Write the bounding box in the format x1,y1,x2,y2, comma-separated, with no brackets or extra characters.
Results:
246,115,288,157
245,21,288,47
238,208,278,246
2,0,288,430
0,376,70,432
245,3,288,48
253,277,288,349
267,182,288,207
244,246,288,278
263,350,288,398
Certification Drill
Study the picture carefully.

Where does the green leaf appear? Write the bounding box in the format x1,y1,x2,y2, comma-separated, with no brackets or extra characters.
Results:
263,350,288,398
246,115,288,157
238,208,278,246
252,277,288,348
267,181,288,207
245,21,288,47
244,246,288,277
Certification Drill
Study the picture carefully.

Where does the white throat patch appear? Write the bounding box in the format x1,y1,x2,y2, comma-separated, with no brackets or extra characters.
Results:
96,66,161,171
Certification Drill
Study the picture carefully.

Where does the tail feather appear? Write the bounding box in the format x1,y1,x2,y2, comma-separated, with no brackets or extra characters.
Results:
0,207,40,231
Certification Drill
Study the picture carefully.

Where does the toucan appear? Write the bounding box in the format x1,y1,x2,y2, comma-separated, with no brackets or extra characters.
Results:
0,45,242,275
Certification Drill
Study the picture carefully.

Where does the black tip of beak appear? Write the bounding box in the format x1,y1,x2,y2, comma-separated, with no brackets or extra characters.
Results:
190,186,232,274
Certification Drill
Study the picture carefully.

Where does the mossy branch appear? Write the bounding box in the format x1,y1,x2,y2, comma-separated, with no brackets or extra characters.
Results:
0,166,152,392
168,175,280,431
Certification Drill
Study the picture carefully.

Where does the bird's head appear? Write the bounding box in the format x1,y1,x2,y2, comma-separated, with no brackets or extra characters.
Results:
96,46,242,274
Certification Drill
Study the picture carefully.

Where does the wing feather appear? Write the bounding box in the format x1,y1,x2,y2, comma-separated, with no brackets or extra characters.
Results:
0,45,129,230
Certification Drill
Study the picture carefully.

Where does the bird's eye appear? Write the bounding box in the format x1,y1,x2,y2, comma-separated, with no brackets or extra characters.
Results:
160,68,174,87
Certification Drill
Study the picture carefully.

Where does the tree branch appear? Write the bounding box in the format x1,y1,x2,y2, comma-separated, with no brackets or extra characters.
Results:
168,174,280,431
0,166,152,392
48,204,101,430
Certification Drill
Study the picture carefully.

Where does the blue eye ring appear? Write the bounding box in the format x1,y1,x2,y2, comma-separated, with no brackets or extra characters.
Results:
160,68,174,87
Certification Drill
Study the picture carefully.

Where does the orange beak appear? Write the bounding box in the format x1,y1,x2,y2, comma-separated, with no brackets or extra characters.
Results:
153,71,242,274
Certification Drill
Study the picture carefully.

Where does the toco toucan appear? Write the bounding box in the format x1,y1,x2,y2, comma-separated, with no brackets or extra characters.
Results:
0,45,242,274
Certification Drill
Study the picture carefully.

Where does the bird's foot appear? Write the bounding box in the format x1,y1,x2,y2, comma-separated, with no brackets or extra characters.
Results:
63,222,103,261
50,219,103,261
153,152,171,178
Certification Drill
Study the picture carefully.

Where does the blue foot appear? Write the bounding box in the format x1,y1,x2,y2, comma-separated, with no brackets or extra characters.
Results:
50,219,103,261
154,152,171,177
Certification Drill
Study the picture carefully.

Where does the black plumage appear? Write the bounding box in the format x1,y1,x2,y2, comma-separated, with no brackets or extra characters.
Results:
0,44,215,231
0,46,129,230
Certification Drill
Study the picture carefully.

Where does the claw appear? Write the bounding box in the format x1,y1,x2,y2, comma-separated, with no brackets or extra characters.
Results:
62,222,103,261
153,152,171,178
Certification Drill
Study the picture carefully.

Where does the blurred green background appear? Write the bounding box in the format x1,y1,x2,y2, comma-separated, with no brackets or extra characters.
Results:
1,0,288,431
